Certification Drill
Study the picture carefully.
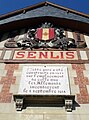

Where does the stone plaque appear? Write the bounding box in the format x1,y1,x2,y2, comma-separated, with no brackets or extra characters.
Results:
18,65,70,95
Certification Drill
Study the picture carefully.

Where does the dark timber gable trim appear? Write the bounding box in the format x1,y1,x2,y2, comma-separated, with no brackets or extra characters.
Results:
0,1,89,34
0,1,89,20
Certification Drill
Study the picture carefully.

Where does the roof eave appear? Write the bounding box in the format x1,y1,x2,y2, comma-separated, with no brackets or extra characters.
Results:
0,1,89,20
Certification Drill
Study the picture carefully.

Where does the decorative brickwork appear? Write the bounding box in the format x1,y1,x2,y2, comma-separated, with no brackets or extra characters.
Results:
72,64,89,104
0,64,19,103
1,63,89,104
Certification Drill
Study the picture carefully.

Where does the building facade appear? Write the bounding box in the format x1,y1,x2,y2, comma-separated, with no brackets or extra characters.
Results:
0,1,89,120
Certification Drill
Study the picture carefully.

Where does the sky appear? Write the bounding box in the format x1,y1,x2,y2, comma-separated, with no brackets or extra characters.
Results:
0,0,89,16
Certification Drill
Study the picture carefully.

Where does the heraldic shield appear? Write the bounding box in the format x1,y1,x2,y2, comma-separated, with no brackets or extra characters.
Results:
36,28,55,41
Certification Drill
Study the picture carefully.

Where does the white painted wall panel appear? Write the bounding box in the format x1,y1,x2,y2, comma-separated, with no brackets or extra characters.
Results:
3,50,12,59
84,35,89,48
67,31,73,38
80,51,88,60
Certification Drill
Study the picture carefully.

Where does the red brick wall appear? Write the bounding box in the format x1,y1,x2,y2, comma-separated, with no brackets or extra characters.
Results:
0,63,89,104
0,64,19,103
72,64,89,104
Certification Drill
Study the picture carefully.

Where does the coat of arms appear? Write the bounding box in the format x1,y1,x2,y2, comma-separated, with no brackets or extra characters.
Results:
36,28,55,41
4,22,86,50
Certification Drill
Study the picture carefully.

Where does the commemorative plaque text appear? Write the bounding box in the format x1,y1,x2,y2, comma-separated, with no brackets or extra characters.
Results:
18,65,70,95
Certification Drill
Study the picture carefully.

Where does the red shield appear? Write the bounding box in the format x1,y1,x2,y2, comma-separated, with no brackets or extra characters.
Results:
36,28,54,41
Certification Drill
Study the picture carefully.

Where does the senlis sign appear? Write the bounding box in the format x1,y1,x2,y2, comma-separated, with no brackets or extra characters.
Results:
13,51,78,60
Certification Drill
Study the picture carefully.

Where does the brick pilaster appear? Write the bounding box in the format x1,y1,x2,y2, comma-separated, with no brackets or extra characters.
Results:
0,64,19,103
72,64,89,104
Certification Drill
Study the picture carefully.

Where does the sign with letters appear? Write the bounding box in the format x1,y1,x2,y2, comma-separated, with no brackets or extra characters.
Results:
18,65,70,95
13,51,78,60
